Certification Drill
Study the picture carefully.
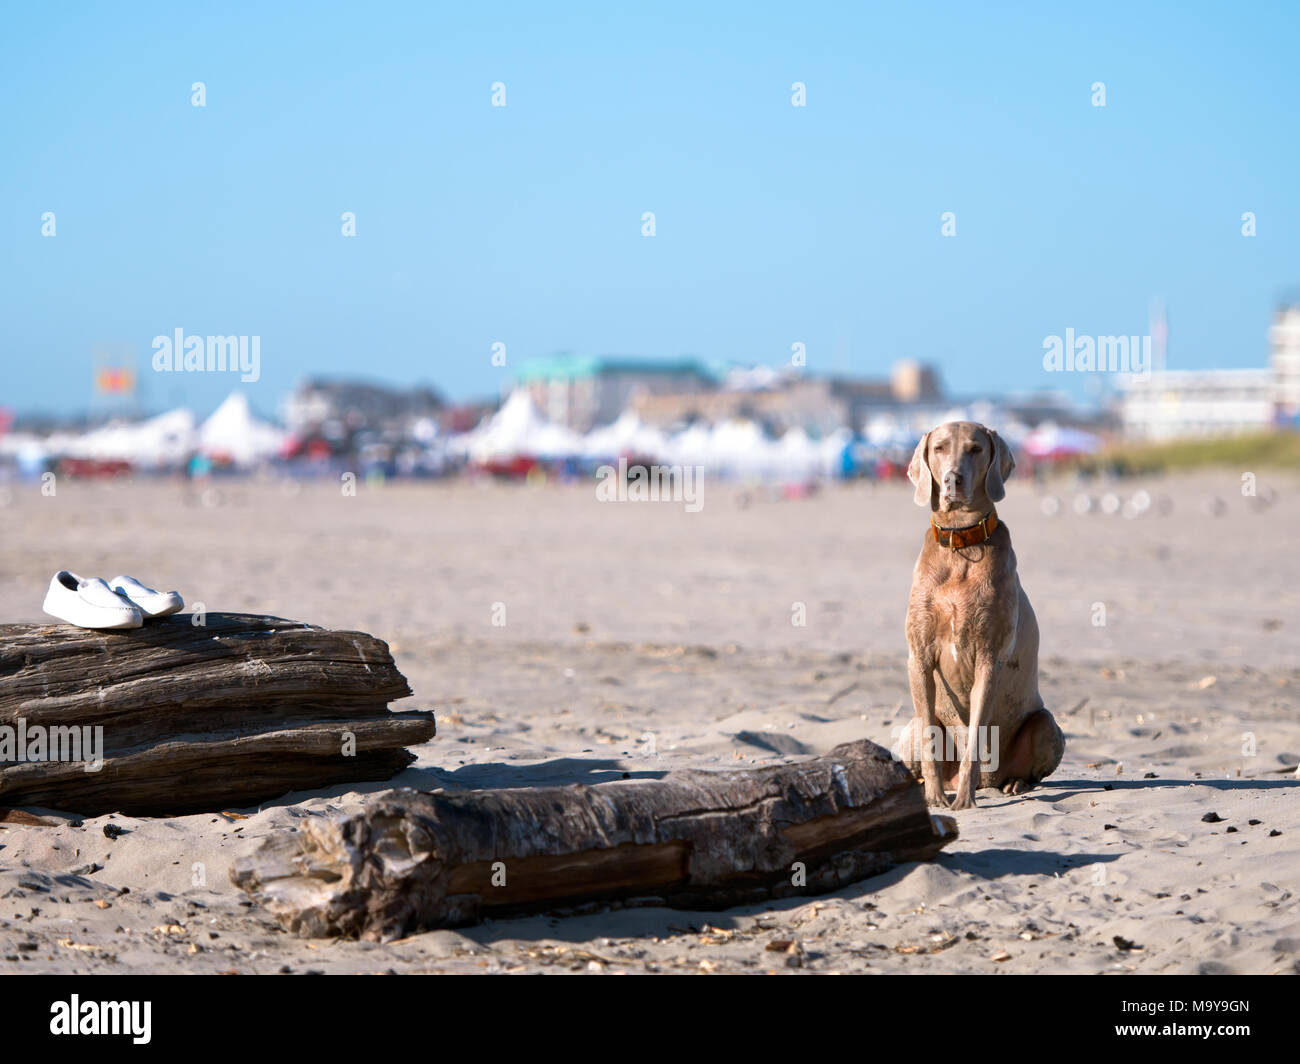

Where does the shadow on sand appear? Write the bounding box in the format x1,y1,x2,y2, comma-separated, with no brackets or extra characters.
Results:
264,764,1300,813
258,756,669,810
1006,776,1300,803
455,845,1124,947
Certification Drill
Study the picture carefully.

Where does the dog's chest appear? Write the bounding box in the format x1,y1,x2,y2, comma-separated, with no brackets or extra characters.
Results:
917,564,999,666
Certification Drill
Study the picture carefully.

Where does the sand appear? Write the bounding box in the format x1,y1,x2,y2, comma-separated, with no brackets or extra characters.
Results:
0,469,1296,974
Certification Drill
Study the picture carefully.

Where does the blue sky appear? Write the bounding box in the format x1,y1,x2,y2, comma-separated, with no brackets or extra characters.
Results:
2,1,1297,418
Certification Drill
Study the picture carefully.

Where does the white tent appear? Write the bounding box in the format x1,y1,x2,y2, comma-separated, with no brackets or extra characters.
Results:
453,390,583,462
662,422,713,467
198,392,286,466
863,413,916,449
62,408,197,468
662,418,799,480
768,426,818,480
697,418,770,477
816,426,854,477
580,410,669,460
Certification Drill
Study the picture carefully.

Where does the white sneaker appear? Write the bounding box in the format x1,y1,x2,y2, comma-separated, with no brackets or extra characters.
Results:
43,571,144,630
108,575,184,619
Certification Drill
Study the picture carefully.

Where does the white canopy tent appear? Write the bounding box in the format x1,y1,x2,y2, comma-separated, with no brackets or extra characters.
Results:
451,390,584,462
579,410,670,461
448,394,857,481
197,392,287,466
59,408,197,469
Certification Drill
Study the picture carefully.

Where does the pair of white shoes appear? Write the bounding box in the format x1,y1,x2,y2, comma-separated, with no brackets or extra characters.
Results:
43,571,184,631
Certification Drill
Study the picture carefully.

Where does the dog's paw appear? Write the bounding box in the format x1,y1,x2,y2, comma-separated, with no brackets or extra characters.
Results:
949,766,978,809
950,789,978,810
923,782,951,809
1000,777,1039,796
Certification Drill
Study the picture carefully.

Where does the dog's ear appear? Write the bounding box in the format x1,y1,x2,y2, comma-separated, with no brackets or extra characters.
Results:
983,428,1015,503
907,431,934,508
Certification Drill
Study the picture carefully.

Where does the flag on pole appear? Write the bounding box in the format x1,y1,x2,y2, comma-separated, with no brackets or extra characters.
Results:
95,367,136,394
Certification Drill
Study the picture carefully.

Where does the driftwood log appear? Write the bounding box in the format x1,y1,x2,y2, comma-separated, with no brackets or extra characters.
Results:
0,614,434,815
232,739,957,939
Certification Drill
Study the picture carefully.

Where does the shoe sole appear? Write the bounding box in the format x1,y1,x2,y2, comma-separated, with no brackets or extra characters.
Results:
43,600,143,631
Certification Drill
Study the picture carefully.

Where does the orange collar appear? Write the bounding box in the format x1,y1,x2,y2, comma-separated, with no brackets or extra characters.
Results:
931,511,998,550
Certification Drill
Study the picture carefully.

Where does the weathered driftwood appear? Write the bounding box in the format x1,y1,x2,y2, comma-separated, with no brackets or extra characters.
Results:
232,739,957,939
0,614,434,815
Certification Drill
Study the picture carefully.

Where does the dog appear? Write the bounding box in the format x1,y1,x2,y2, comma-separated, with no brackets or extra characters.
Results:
898,421,1063,809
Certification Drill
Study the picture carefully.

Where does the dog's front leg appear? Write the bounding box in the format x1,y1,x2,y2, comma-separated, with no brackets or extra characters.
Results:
953,660,995,809
907,652,949,808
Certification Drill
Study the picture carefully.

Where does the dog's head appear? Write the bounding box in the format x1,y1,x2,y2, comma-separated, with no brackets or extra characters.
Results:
907,421,1015,511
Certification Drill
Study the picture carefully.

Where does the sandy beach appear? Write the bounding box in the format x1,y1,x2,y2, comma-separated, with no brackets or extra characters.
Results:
0,470,1297,974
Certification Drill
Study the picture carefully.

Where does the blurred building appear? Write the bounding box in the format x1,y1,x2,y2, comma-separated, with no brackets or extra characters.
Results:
1116,303,1300,439
633,360,943,435
282,378,444,438
1116,368,1275,440
440,399,500,434
1001,391,1114,432
512,355,716,432
1272,303,1300,422
890,359,942,402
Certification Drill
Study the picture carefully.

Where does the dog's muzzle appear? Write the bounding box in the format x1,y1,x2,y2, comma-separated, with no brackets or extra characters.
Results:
940,470,967,504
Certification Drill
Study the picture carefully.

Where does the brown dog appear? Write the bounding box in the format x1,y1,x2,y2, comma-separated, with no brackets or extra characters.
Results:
898,421,1063,809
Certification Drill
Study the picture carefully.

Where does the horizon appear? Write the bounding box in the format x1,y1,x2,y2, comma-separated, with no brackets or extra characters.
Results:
5,356,1113,428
